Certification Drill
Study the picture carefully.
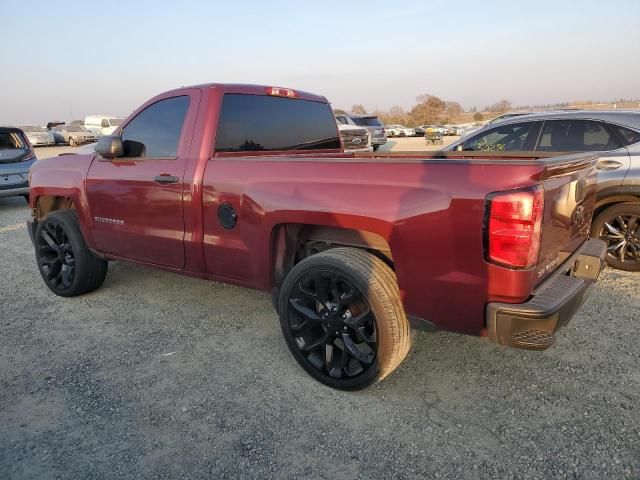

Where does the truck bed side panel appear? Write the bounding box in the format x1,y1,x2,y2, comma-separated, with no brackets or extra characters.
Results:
201,158,545,334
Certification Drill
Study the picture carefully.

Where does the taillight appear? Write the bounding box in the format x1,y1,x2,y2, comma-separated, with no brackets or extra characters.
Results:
485,187,544,269
265,86,297,98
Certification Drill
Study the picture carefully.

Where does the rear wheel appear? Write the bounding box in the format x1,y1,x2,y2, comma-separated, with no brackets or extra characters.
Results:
35,210,108,296
278,248,411,390
592,203,640,272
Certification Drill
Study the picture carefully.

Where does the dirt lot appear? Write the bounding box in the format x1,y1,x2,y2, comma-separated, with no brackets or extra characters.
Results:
1,145,639,479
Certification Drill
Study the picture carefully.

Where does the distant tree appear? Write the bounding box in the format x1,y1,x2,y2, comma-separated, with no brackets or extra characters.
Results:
333,108,347,115
351,104,367,115
410,94,446,126
376,106,408,125
486,99,512,113
473,112,484,122
444,101,463,123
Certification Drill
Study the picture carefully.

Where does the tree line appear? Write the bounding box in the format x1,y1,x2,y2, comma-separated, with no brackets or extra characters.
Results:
334,95,514,127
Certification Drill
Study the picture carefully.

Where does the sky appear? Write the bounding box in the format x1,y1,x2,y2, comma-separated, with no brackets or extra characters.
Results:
1,0,639,125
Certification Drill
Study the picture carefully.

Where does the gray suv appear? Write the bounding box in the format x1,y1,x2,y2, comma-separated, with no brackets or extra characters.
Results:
446,111,640,271
335,114,387,151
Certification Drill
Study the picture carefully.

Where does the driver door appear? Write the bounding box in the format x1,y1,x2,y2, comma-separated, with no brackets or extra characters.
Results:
86,91,199,268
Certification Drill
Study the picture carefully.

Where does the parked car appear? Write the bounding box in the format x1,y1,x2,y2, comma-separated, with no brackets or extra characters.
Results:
335,114,386,151
337,122,371,152
446,111,640,271
384,125,402,137
385,124,414,137
50,124,98,146
413,127,425,137
450,126,464,136
18,126,55,146
0,127,37,201
27,83,605,390
84,115,124,136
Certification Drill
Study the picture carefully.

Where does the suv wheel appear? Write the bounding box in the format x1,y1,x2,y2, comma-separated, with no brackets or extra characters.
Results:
35,210,108,296
592,203,640,272
278,248,411,390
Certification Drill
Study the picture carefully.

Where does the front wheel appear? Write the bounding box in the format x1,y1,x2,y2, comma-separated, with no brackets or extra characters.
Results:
69,137,76,147
35,210,108,296
592,203,640,272
372,145,380,152
278,248,411,390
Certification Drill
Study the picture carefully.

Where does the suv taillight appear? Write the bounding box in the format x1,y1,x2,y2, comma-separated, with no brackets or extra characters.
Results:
485,187,544,269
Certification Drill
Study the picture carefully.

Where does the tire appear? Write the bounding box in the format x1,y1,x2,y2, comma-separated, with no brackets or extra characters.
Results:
592,203,640,272
278,247,411,390
35,210,108,296
22,194,30,203
69,137,76,147
372,145,380,152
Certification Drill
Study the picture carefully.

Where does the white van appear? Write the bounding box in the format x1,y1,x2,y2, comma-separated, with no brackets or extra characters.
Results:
84,115,124,136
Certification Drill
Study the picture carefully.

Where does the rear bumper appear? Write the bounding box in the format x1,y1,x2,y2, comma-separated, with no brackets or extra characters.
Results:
486,238,607,350
0,184,29,198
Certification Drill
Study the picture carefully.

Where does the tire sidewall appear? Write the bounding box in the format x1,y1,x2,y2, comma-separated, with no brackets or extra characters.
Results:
278,254,395,390
35,212,89,296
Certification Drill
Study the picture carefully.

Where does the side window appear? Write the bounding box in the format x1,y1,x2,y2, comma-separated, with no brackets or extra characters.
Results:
215,94,340,153
610,124,640,147
458,122,536,152
101,119,109,128
537,120,621,152
121,96,190,158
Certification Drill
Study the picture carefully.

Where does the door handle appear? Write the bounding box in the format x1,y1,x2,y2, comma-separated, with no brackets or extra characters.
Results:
153,175,180,184
596,160,623,171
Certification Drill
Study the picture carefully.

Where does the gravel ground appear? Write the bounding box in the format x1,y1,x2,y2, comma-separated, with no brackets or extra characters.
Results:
1,183,639,479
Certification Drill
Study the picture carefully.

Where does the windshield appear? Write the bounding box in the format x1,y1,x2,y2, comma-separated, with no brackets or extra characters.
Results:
351,117,383,127
20,126,45,133
65,125,87,132
109,119,123,126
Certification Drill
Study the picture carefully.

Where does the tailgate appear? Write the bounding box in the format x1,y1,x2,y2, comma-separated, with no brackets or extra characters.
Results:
536,153,599,282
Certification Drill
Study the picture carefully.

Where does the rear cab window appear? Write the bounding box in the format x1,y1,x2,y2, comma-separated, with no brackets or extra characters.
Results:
0,130,30,163
351,117,383,127
215,94,340,153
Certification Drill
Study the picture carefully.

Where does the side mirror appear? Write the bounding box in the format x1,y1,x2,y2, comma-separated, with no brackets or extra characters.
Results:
95,135,123,159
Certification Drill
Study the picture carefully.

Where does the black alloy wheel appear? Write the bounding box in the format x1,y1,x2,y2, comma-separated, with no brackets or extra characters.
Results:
287,269,377,379
37,221,76,290
34,210,108,296
278,248,411,390
593,204,640,272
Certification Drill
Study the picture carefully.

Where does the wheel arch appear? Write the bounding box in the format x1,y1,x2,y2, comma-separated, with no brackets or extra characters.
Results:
594,194,640,221
269,223,393,290
34,194,76,221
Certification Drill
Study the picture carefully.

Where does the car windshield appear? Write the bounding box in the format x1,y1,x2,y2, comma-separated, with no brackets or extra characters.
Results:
20,126,45,133
109,119,123,126
351,117,383,127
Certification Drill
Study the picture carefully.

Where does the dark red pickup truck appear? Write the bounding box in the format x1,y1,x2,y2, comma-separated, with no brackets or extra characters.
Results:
27,83,606,390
